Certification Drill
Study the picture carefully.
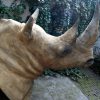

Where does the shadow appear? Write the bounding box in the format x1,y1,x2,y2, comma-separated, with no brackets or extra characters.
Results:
0,89,10,100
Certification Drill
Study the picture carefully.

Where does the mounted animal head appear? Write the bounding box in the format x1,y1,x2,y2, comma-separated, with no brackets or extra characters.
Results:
15,3,100,70
19,3,100,70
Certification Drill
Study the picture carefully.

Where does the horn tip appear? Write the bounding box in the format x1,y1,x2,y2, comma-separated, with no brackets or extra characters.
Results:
35,8,39,13
73,17,79,28
31,8,39,21
93,1,100,19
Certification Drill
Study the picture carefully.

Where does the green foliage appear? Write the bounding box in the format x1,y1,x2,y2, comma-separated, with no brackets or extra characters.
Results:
27,0,51,32
78,0,96,35
0,0,98,34
0,0,26,21
44,68,87,81
27,0,97,35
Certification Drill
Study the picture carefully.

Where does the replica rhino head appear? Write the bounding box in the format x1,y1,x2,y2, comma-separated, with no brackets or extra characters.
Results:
20,4,99,70
0,3,99,100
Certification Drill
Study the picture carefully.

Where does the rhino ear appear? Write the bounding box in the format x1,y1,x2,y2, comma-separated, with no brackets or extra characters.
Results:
23,8,39,38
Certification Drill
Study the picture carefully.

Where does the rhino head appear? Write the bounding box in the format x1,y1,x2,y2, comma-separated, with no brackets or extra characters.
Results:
0,3,100,100
19,3,99,70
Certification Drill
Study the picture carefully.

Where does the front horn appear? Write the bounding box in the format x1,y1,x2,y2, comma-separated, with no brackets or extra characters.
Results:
76,2,100,48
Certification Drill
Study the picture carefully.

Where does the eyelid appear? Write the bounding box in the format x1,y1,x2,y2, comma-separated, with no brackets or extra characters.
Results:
62,46,72,54
57,46,72,57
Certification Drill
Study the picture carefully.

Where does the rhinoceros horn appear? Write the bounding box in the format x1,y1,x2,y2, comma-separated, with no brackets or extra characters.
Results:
76,3,100,48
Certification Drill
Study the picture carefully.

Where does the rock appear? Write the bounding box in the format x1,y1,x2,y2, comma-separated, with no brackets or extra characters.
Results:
31,76,88,100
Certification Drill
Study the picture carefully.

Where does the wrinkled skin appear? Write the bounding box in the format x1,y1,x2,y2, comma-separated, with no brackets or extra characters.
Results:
0,3,99,100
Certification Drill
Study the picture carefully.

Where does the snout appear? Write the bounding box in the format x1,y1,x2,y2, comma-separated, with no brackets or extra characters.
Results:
87,59,94,65
84,59,94,67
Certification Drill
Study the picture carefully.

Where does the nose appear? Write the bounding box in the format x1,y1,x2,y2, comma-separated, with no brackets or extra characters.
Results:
86,58,94,65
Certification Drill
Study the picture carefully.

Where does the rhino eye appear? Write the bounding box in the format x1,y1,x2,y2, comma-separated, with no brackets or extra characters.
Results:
58,46,72,57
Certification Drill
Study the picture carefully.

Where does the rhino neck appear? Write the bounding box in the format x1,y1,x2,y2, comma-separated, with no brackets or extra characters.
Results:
0,33,44,100
0,37,44,80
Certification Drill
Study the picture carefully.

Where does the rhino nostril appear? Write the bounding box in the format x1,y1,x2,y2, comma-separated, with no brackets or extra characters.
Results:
86,59,94,65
